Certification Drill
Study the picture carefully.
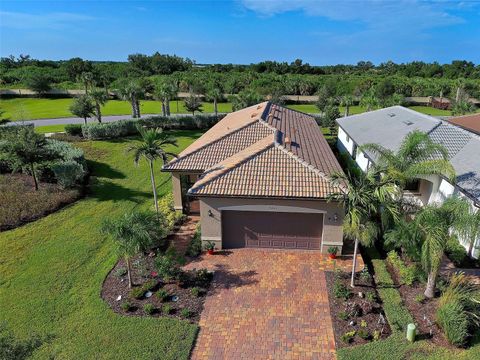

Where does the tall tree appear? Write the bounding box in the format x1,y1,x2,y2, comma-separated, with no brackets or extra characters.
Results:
229,89,263,111
69,95,95,125
79,71,94,94
101,211,166,288
154,79,177,116
184,93,203,115
89,88,109,123
329,169,400,287
205,82,223,117
0,127,55,191
127,127,178,216
339,95,355,117
116,79,144,118
452,198,480,257
359,91,378,111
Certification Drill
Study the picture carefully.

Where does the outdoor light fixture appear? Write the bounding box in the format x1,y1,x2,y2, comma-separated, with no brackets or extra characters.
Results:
333,213,339,222
208,210,213,217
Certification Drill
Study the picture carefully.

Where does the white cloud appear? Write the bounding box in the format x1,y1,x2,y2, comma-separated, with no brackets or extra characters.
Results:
240,0,467,30
0,11,95,30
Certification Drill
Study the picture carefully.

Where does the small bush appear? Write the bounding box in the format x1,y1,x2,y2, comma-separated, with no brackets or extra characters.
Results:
445,238,468,266
415,294,425,303
186,224,202,257
357,329,370,340
338,311,349,321
365,291,377,303
195,268,213,287
158,194,185,232
64,124,83,136
51,160,85,188
437,301,469,346
129,287,145,300
191,287,202,297
156,289,169,302
333,279,351,300
359,268,371,282
143,303,155,315
386,251,420,286
162,304,173,315
155,254,181,282
360,320,367,328
114,267,127,277
180,308,192,318
341,331,356,343
121,301,132,312
142,279,158,292
373,330,381,341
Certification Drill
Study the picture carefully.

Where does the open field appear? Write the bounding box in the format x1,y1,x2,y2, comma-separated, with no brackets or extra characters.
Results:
1,98,463,122
0,131,202,359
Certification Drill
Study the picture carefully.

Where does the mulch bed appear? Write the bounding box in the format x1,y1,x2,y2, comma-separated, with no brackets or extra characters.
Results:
326,269,391,348
102,253,211,323
0,173,83,231
386,261,452,348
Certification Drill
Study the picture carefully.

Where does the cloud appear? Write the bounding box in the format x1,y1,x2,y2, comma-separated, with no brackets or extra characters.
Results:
0,11,95,30
240,0,467,30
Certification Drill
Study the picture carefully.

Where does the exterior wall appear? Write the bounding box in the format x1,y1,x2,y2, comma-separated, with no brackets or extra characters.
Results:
355,150,370,172
172,173,183,211
198,197,345,253
337,127,354,155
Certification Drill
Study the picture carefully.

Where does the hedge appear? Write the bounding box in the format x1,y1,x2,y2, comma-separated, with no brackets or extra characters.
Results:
81,120,137,140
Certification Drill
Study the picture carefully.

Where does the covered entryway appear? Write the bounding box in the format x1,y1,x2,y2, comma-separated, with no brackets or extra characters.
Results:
222,210,323,250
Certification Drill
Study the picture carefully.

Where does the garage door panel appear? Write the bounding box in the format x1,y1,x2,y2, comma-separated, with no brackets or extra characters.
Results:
222,210,323,250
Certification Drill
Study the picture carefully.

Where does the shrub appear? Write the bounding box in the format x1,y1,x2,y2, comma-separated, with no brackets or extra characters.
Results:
372,330,381,341
121,301,132,311
437,301,469,346
186,224,202,257
139,114,224,131
114,267,127,277
191,287,202,297
195,268,213,287
341,331,356,343
360,320,367,328
415,294,425,303
142,279,158,292
64,124,83,136
357,329,370,340
155,254,181,282
333,278,351,300
51,160,85,188
180,308,192,318
158,194,184,232
359,268,371,283
143,303,155,315
365,291,377,303
82,119,138,140
445,238,468,266
338,311,349,321
43,139,87,187
129,287,145,300
386,250,420,286
156,289,169,302
162,304,173,315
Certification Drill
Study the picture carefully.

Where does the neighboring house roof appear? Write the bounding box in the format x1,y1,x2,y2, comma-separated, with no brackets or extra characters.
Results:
163,102,343,199
447,113,480,135
337,106,480,204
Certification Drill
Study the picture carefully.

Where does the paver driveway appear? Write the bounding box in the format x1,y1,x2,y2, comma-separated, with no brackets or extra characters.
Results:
184,249,360,360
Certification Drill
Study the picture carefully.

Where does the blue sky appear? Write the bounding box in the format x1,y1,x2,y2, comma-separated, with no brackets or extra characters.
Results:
1,0,480,65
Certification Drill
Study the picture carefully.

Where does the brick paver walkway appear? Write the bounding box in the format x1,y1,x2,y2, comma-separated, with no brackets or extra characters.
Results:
184,249,363,360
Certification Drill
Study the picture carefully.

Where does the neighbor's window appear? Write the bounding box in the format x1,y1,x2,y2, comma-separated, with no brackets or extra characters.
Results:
352,144,358,159
405,180,420,192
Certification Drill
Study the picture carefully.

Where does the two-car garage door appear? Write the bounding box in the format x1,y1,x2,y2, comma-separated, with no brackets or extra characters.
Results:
222,210,323,250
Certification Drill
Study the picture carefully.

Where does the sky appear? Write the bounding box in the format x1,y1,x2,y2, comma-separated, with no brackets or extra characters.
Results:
1,0,480,65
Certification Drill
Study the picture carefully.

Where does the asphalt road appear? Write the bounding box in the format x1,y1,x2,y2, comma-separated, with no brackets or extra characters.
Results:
5,114,160,127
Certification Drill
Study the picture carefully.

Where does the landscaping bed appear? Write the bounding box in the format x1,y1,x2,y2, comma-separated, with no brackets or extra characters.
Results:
326,268,391,348
102,253,212,323
0,173,82,230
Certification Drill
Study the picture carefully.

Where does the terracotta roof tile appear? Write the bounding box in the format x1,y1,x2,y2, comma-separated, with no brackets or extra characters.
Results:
448,113,480,135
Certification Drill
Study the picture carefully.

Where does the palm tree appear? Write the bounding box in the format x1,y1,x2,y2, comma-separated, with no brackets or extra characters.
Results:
101,211,166,288
89,88,109,123
339,95,355,117
359,91,378,111
79,71,94,94
451,198,480,257
361,130,456,191
154,80,178,116
127,126,177,216
206,83,223,117
116,79,144,118
415,197,466,298
329,169,400,287
184,93,203,115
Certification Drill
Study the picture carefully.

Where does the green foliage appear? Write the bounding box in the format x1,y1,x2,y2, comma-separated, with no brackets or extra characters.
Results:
143,304,155,315
365,291,377,303
162,304,173,315
190,287,201,298
186,224,202,257
183,94,203,115
386,251,421,286
445,237,468,266
338,311,349,321
203,240,216,251
341,331,356,344
156,289,169,302
120,301,132,312
142,279,158,291
64,124,83,136
333,278,352,300
0,324,44,360
24,72,52,94
195,268,213,287
180,308,192,318
155,254,181,282
69,95,95,121
82,120,138,140
357,329,371,340
129,287,146,300
437,301,469,347
415,294,425,303
140,114,223,131
158,194,184,232
51,160,85,188
114,267,127,277
229,89,263,111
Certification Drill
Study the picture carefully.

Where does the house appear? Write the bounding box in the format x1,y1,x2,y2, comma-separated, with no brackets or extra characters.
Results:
336,106,480,258
448,113,480,136
162,102,345,253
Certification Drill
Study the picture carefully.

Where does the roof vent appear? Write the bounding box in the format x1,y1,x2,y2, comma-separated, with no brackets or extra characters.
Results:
251,112,258,118
402,120,414,126
274,129,282,146
257,105,262,110
388,113,396,117
284,136,291,144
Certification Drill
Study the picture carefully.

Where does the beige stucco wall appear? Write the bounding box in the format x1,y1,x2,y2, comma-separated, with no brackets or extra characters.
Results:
171,173,183,211
198,197,344,253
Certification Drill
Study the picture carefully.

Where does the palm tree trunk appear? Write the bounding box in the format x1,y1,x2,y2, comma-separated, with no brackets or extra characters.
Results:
161,101,166,117
96,103,102,123
350,238,359,288
467,240,474,257
166,99,171,116
30,163,39,191
130,97,136,118
424,270,438,298
126,257,133,288
84,117,87,125
135,99,141,118
214,98,218,117
344,105,349,117
149,160,159,216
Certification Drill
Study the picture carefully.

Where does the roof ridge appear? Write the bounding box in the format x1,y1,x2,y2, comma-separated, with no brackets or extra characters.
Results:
188,137,274,194
164,119,269,169
274,144,343,192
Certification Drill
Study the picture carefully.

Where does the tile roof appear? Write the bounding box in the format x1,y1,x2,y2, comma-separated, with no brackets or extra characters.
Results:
337,106,480,204
447,113,480,135
163,101,343,199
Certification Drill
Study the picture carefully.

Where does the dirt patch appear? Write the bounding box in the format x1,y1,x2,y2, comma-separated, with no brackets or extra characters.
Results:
101,253,211,323
326,270,391,348
386,262,453,348
0,173,82,231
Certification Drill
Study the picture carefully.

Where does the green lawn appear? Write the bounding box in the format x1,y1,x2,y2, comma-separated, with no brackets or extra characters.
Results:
408,106,452,116
0,131,203,359
1,98,233,121
34,124,66,134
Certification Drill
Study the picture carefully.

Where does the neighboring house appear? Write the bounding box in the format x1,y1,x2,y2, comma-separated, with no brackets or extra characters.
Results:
448,113,480,136
162,102,345,253
337,106,480,258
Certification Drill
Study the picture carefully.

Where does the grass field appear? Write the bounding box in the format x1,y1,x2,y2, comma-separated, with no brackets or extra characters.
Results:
0,131,203,359
1,98,464,122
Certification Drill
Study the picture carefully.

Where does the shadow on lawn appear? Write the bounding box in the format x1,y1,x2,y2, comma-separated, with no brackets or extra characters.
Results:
87,160,126,179
89,180,150,203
